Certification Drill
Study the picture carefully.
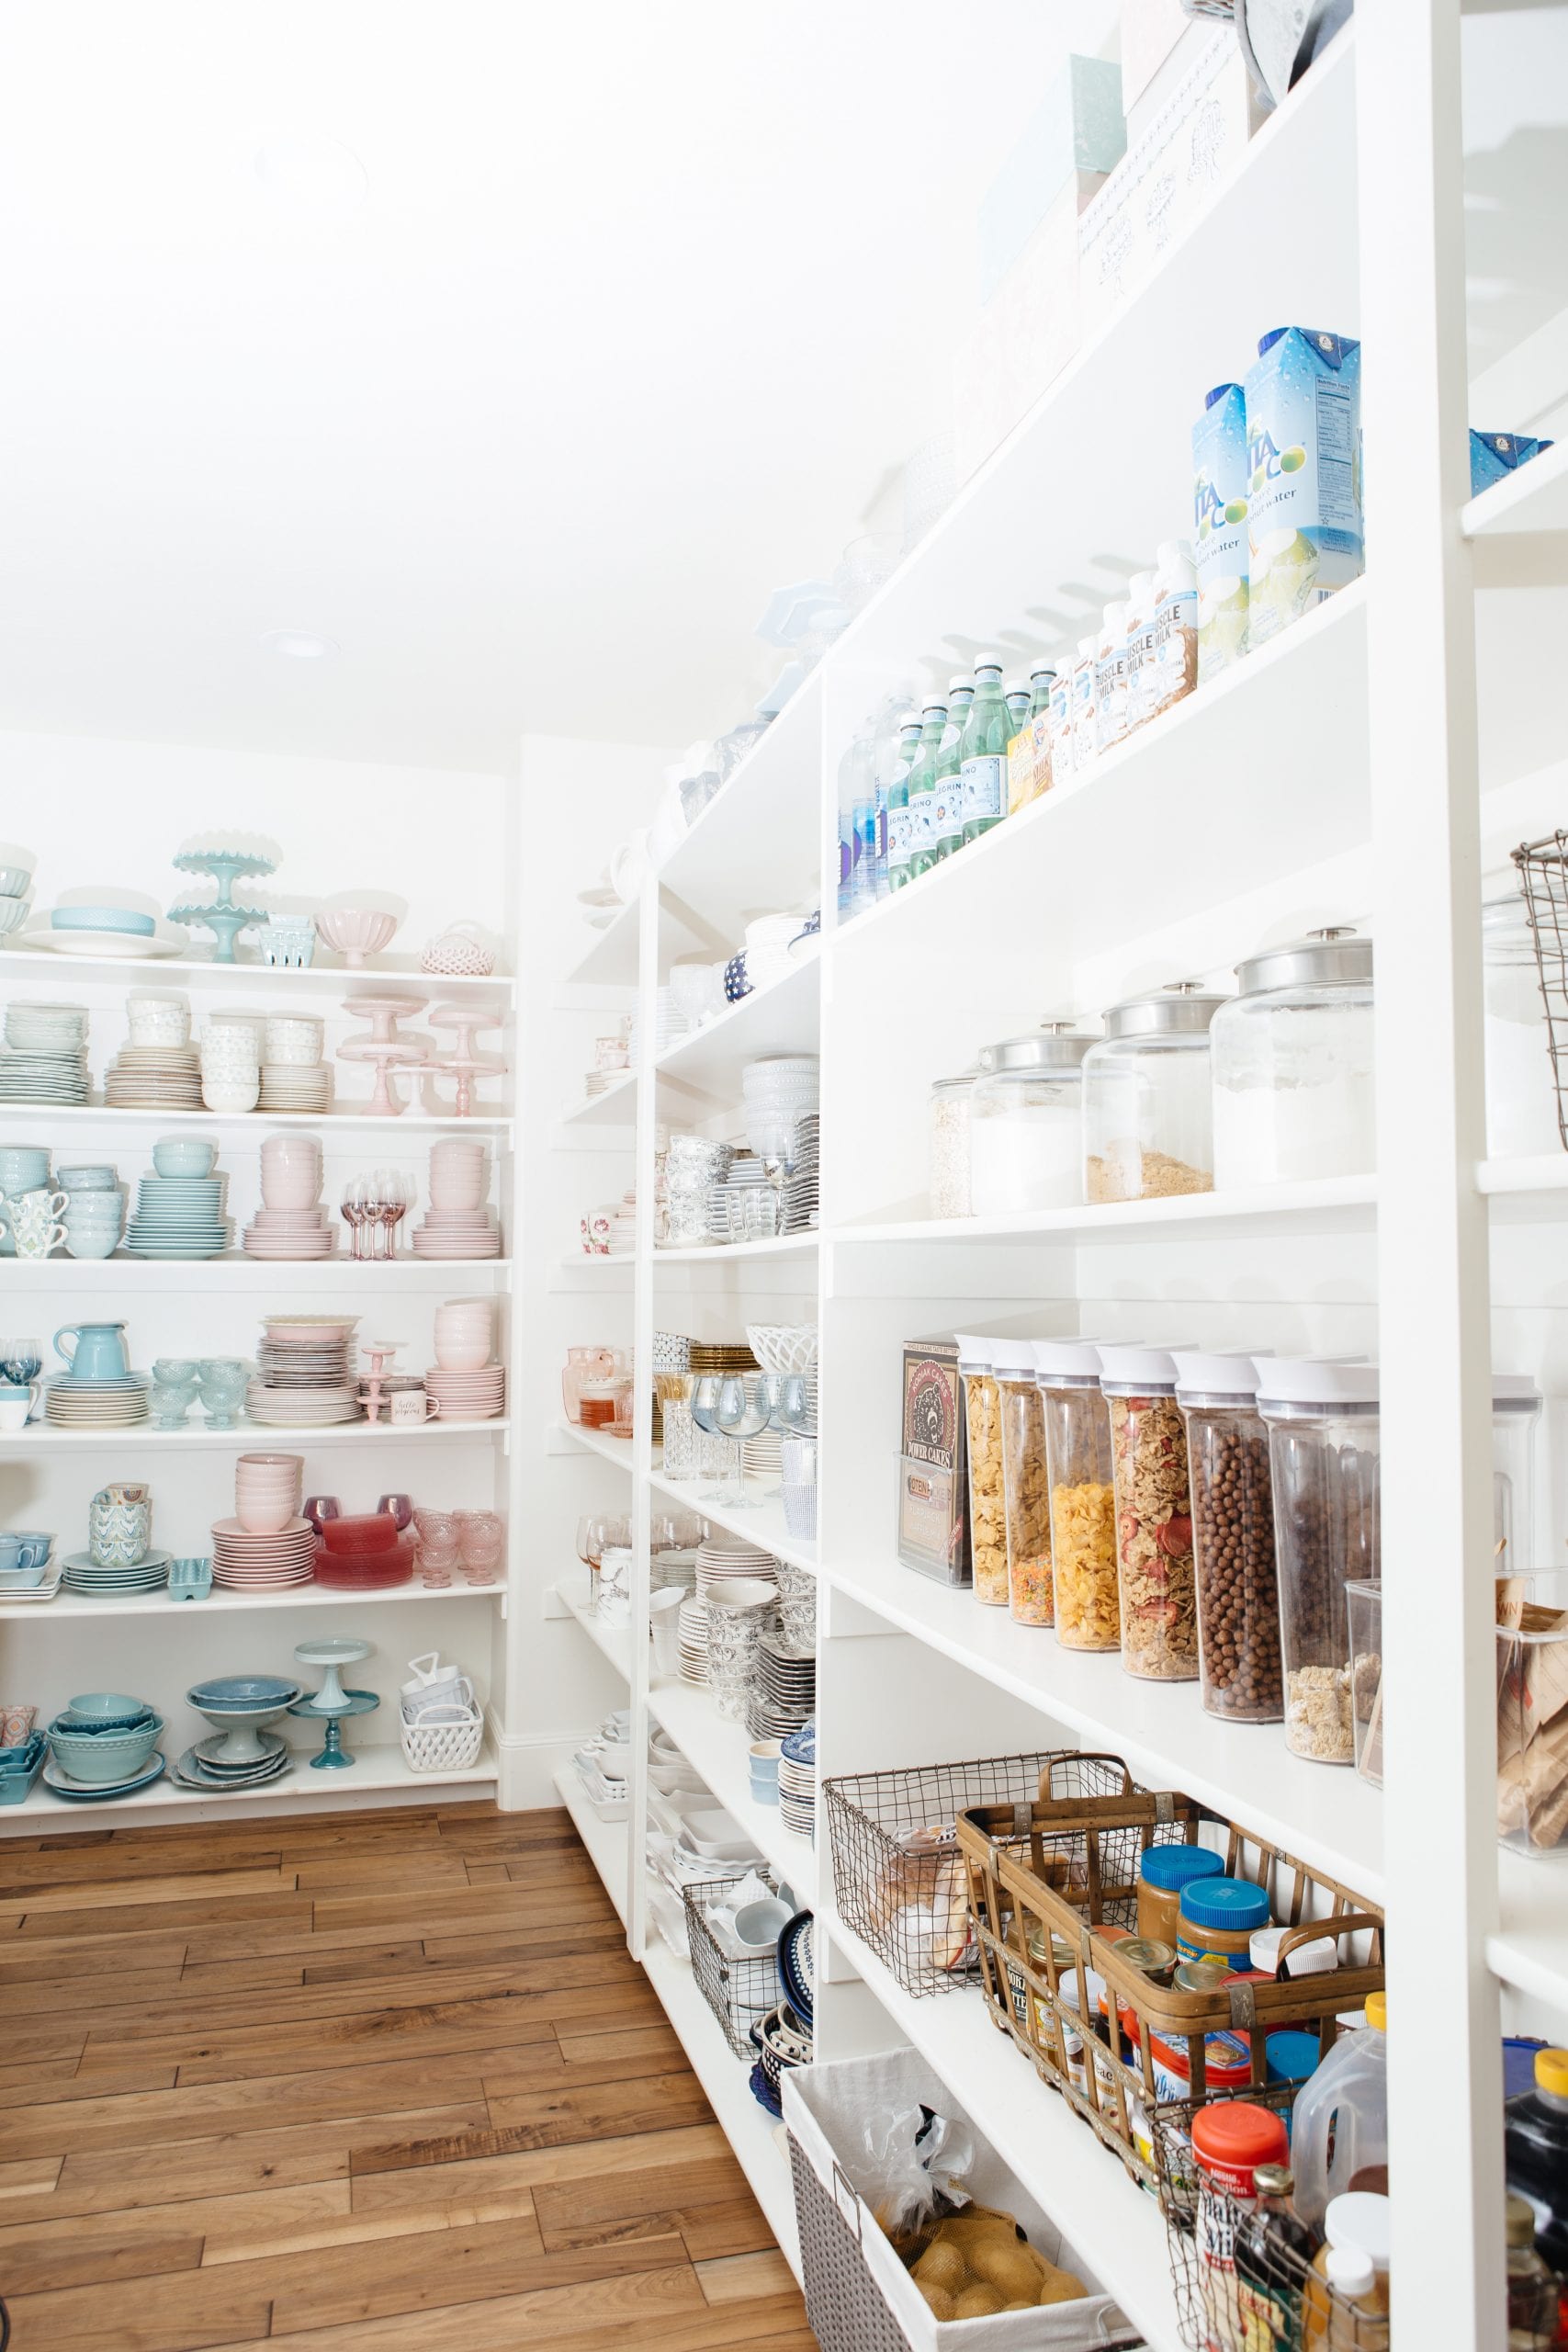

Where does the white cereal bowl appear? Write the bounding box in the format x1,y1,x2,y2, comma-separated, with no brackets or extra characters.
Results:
0,895,33,936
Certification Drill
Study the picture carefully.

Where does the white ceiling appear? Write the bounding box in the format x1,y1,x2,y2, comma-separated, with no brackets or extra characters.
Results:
0,0,1111,772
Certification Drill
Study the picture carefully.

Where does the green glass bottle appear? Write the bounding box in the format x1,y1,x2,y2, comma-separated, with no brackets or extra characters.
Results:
886,716,923,893
961,660,1010,846
905,700,948,881
1029,661,1056,718
932,676,974,863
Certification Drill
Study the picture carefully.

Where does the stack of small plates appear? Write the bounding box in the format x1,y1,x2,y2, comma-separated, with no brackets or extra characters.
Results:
778,1718,817,1840
61,1546,171,1595
745,1639,817,1740
247,1314,361,1427
423,1363,505,1420
678,1593,711,1687
783,1111,819,1234
174,1731,292,1792
242,1204,336,1260
258,1064,331,1114
696,1533,778,1595
0,1002,90,1103
211,1517,318,1590
124,1173,230,1260
104,1044,203,1109
410,1208,501,1260
46,1374,151,1430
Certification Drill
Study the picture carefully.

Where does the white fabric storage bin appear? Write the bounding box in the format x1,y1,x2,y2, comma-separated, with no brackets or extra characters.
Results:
784,2046,1134,2350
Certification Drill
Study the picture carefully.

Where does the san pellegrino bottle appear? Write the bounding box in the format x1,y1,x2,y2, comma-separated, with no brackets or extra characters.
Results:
960,660,1010,846
1029,661,1056,718
1004,679,1032,735
886,715,923,892
869,694,913,901
906,699,949,881
933,676,974,863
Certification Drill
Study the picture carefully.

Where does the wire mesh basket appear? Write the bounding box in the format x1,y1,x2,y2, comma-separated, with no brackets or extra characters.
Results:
1512,831,1568,1148
682,1866,783,2057
1154,2087,1388,2350
824,1749,1134,1998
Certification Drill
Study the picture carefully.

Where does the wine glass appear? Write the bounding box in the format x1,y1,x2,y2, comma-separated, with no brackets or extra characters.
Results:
690,1375,731,1501
377,1169,412,1260
340,1175,372,1261
714,1374,769,1508
0,1337,42,1386
755,1373,810,1496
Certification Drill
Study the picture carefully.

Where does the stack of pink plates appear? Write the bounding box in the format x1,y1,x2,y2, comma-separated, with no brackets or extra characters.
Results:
423,1363,506,1420
243,1205,336,1260
411,1208,501,1260
210,1515,318,1589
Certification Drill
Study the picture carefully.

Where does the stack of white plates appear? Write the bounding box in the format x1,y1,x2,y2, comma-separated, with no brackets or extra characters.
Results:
211,1517,318,1589
783,1111,819,1233
258,1065,331,1113
248,1315,362,1427
423,1364,506,1419
246,1384,360,1428
695,1533,778,1594
124,1174,230,1259
45,1375,150,1429
61,1546,171,1594
0,1002,89,1102
104,1045,203,1108
677,1593,710,1687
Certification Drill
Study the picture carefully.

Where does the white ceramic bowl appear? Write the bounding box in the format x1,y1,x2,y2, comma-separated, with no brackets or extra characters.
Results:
0,896,33,936
202,1081,259,1114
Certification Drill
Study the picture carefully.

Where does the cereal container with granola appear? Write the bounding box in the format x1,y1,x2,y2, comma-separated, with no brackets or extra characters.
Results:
955,1332,1009,1606
1097,1340,1201,1681
1172,1347,1285,1724
1256,1359,1381,1765
1034,1336,1120,1652
1082,984,1225,1204
992,1337,1055,1627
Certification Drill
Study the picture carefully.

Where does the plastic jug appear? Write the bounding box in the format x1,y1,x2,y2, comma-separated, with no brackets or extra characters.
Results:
1290,1992,1388,2229
1506,2046,1568,2279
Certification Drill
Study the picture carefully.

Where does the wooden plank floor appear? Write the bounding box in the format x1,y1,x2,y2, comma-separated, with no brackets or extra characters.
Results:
0,1802,814,2351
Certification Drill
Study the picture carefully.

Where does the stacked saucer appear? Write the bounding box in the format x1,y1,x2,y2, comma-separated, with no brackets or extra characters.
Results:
124,1171,230,1259
678,1593,711,1687
243,1204,335,1258
247,1314,361,1427
423,1363,506,1419
412,1208,501,1260
778,1718,817,1838
0,1002,89,1103
174,1732,292,1792
259,1065,331,1114
696,1532,778,1596
104,1044,202,1109
61,1545,171,1595
46,1374,151,1429
745,1639,817,1740
783,1111,819,1233
211,1516,317,1590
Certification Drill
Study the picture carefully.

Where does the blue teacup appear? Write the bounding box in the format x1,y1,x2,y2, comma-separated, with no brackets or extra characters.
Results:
0,1148,49,1195
12,1533,51,1568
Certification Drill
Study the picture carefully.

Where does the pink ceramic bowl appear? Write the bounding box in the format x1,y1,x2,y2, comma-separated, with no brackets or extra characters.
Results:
313,908,399,967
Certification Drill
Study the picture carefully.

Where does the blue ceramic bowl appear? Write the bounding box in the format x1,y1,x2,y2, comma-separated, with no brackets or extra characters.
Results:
47,1719,163,1781
152,1140,217,1179
0,1560,48,1589
63,1690,148,1721
186,1675,300,1709
51,906,155,937
58,1166,117,1191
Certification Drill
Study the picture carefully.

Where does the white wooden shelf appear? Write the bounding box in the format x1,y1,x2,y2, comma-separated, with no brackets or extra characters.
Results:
656,669,821,935
558,1577,633,1679
0,1415,511,1448
0,946,517,997
563,899,638,988
0,1579,501,1623
647,1677,816,1896
0,1738,499,1831
654,950,820,1102
10,1253,511,1282
557,1071,637,1126
652,1234,818,1267
1463,437,1568,539
555,1417,635,1468
552,1761,630,1925
1491,1858,1568,2020
648,1463,818,1574
834,1174,1380,1249
0,1102,513,1132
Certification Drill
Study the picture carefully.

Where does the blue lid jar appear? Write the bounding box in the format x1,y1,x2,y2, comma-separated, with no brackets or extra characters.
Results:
1140,1846,1225,1894
1266,2030,1322,2086
1179,1876,1272,1933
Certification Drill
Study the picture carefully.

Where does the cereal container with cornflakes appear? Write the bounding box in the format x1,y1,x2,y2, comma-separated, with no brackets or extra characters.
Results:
1098,1340,1201,1682
955,1332,1009,1606
1034,1337,1120,1652
992,1337,1055,1627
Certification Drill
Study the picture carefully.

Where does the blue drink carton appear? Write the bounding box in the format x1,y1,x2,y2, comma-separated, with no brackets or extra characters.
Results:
1470,429,1554,497
1192,380,1249,684
1245,327,1362,646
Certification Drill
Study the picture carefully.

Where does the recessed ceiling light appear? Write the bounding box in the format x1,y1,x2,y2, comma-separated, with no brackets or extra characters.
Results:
262,629,340,662
253,136,368,220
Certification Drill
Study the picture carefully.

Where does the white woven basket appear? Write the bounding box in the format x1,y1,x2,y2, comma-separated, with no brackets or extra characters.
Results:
400,1684,484,1776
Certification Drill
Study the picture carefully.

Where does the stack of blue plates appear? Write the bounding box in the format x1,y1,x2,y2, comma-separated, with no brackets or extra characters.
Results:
124,1174,230,1260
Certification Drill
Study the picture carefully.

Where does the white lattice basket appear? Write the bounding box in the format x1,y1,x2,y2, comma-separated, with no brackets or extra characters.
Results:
400,1685,485,1776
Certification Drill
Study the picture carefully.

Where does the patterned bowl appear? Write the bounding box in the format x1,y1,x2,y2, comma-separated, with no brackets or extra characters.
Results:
744,1324,819,1375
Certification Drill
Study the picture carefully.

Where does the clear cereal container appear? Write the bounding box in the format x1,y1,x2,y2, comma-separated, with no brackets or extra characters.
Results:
991,1338,1054,1627
1098,1341,1201,1682
1257,1359,1381,1765
1172,1349,1284,1724
1082,984,1225,1204
955,1333,1009,1607
1035,1337,1119,1652
929,1069,978,1219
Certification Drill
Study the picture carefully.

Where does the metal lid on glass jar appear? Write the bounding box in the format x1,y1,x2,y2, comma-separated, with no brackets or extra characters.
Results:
1096,1340,1195,1395
1032,1336,1110,1388
930,1069,979,1097
1100,983,1226,1038
1233,925,1374,997
1254,1357,1380,1412
976,1023,1095,1075
1172,1348,1273,1406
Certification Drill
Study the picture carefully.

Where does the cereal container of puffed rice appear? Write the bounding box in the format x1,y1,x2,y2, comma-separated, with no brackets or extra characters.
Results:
953,1334,1009,1606
897,1337,972,1588
1034,1337,1121,1653
1082,984,1225,1204
1098,1341,1201,1683
1256,1359,1381,1765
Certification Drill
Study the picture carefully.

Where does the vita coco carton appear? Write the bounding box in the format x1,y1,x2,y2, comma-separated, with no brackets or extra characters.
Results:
1244,326,1363,647
1192,380,1249,684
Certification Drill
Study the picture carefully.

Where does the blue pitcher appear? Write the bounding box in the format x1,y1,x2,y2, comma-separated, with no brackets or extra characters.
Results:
54,1323,130,1384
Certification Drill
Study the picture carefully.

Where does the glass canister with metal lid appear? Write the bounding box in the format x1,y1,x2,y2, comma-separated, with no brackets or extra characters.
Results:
969,1026,1094,1216
1082,984,1224,1203
1211,926,1376,1189
929,1069,979,1219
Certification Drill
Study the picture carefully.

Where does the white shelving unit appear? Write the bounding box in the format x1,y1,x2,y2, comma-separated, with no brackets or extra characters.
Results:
541,19,1568,2337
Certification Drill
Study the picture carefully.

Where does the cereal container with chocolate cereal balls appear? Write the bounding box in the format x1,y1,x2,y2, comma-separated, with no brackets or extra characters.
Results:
1033,1337,1121,1652
953,1333,1009,1607
1097,1341,1201,1681
1082,984,1225,1204
1172,1348,1286,1724
990,1338,1055,1627
1256,1358,1381,1764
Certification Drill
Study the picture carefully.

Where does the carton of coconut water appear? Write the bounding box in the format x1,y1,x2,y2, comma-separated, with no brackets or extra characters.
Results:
1244,326,1362,646
1192,380,1249,684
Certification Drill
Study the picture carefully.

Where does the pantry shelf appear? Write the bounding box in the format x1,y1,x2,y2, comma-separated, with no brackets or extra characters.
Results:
563,897,638,988
657,669,822,934
557,1070,637,1126
829,1911,1180,2352
0,1580,501,1622
833,1173,1380,1249
555,1418,635,1470
1463,436,1568,539
826,1547,1384,1902
649,1464,818,1574
651,1234,818,1268
552,1763,630,1924
648,1676,817,1895
559,1577,632,1679
5,1254,513,1283
0,947,518,999
1490,1859,1568,2020
0,1416,512,1449
0,1740,500,1833
0,1102,513,1133
654,950,820,1102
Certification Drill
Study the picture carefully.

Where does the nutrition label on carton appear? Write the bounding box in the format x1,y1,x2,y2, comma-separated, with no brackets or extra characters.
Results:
1314,381,1358,533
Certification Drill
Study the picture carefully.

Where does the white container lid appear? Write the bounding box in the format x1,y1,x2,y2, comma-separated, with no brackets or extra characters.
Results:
1255,1357,1379,1408
1495,1372,1543,1412
1032,1337,1109,1383
989,1338,1043,1377
1325,2190,1392,2269
1250,1924,1339,1977
953,1332,995,1373
1172,1348,1272,1401
1096,1341,1195,1391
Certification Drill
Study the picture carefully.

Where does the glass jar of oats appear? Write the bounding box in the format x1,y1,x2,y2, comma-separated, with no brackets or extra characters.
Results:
1035,1337,1120,1652
1082,984,1224,1204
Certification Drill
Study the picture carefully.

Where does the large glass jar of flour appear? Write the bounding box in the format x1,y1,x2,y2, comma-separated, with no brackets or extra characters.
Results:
1483,891,1562,1159
970,1027,1093,1215
1211,928,1375,1190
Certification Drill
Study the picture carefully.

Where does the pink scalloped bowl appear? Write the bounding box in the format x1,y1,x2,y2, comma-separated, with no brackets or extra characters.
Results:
313,908,399,967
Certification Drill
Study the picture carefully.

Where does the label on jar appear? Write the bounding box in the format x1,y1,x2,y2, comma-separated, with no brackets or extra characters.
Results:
934,783,964,852
1150,2028,1252,2107
907,788,936,859
960,753,1005,825
886,799,912,876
